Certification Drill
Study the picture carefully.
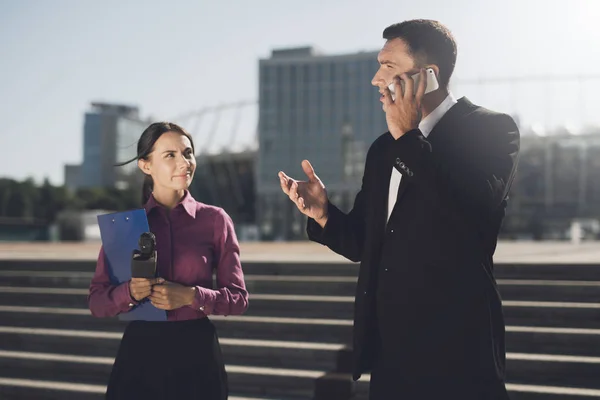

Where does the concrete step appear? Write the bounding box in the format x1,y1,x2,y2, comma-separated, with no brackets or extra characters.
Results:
336,348,600,389
502,301,600,329
506,353,600,389
0,260,361,277
2,271,600,303
0,306,353,343
0,350,335,399
0,260,96,273
0,271,360,296
8,372,597,400
0,270,93,288
247,278,600,303
4,323,600,377
352,375,600,400
0,378,105,400
3,260,600,281
0,377,293,400
4,288,600,329
0,326,344,372
498,280,600,303
0,305,128,332
6,322,599,362
495,264,600,281
3,325,600,389
506,384,600,400
0,289,357,319
506,326,600,357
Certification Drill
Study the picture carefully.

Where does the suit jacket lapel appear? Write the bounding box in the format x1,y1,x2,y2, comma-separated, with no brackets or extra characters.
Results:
395,169,410,206
372,134,394,232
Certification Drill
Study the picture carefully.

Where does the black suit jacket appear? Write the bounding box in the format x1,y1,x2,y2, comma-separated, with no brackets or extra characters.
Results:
307,97,520,388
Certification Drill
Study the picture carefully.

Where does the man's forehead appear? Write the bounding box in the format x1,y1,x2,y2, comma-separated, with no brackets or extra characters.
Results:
377,38,413,63
382,38,409,53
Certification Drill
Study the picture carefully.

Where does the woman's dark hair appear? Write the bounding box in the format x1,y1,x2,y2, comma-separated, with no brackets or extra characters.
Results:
116,122,195,205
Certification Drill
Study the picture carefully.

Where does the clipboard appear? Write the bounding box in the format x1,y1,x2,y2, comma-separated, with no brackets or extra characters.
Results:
97,209,167,321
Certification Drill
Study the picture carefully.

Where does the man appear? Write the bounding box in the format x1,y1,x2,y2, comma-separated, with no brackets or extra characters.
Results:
278,19,520,399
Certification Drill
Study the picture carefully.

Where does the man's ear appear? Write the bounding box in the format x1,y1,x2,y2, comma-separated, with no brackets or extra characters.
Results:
425,64,440,79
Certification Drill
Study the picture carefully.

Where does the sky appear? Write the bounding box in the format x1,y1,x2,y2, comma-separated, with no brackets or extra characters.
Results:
1,0,599,185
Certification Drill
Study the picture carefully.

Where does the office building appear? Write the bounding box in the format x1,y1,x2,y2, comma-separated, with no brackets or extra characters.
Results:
76,103,147,189
257,46,387,240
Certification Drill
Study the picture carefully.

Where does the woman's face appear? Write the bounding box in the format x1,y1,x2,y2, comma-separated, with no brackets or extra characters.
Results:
138,131,196,192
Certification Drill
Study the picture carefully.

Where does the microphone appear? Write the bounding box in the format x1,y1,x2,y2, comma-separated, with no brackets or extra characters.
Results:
131,232,157,278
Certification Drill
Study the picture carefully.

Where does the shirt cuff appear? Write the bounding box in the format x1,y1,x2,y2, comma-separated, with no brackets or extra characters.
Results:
117,281,138,312
306,201,342,245
190,286,214,314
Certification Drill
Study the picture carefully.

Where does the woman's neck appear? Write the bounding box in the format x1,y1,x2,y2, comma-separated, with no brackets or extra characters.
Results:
151,188,186,210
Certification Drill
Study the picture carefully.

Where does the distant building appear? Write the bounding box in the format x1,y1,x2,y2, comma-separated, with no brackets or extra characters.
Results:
190,150,257,240
70,102,147,190
503,129,600,239
256,46,387,240
63,164,82,193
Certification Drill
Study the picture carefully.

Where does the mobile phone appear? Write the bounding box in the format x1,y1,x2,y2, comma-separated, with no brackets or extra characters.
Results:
388,68,439,101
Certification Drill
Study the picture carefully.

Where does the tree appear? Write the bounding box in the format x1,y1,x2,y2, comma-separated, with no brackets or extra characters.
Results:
5,186,31,218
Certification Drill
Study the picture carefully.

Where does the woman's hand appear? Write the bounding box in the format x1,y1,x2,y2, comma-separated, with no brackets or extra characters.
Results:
129,277,164,302
149,281,196,310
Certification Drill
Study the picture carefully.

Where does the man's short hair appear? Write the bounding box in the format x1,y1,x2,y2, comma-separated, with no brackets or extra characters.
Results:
383,19,457,88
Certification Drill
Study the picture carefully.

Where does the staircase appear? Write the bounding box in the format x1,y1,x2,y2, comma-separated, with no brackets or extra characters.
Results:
0,259,599,399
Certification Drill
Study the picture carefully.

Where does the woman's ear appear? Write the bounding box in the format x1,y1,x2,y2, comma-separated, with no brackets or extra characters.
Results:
138,158,151,176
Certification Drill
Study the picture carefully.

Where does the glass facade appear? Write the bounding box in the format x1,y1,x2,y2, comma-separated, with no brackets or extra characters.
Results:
115,117,147,189
79,104,144,189
257,48,387,240
81,113,103,188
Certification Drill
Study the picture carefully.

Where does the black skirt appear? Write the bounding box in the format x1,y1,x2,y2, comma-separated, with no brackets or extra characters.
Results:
106,317,228,400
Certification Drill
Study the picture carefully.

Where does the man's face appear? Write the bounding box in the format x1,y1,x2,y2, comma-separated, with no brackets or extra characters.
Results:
371,38,419,98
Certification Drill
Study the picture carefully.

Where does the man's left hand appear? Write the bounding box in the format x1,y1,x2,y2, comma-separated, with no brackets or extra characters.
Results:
149,281,196,310
382,69,427,139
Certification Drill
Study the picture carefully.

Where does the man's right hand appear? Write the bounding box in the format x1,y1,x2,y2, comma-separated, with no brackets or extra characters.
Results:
279,160,329,228
129,277,164,302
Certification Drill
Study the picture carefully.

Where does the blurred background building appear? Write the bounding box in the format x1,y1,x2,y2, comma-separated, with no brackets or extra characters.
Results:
65,103,147,191
47,46,600,242
255,47,385,240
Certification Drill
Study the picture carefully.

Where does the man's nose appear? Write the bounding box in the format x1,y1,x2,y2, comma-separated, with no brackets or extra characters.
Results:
371,74,379,87
371,72,384,88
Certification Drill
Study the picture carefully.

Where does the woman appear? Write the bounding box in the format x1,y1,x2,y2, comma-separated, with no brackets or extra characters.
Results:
88,122,248,400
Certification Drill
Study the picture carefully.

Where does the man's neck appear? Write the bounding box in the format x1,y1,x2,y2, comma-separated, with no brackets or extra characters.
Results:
421,87,449,119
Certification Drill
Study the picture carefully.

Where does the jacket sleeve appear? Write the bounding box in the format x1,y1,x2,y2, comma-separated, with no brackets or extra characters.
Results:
306,143,376,263
386,113,520,221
